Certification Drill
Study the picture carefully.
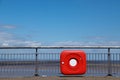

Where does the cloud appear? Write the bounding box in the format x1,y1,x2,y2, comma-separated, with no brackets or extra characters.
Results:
0,25,42,47
2,40,41,47
0,25,16,29
49,41,120,46
0,31,120,47
51,41,84,46
0,32,13,40
0,32,41,47
83,36,106,40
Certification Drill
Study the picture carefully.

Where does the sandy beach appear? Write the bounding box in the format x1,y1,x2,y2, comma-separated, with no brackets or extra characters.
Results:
0,76,120,80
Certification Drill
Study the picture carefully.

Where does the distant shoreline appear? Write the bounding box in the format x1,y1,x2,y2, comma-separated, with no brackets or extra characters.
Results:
0,60,119,65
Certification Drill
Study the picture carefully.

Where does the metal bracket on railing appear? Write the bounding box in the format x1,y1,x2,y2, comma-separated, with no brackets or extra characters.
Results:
107,48,112,76
34,48,39,76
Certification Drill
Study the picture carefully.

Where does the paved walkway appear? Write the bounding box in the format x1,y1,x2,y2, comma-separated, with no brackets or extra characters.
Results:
0,76,119,80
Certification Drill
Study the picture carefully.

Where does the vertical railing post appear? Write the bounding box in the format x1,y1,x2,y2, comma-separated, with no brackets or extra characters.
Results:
34,48,39,76
107,48,112,76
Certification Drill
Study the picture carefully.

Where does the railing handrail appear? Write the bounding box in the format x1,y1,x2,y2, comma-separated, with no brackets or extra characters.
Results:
0,46,120,49
0,46,120,77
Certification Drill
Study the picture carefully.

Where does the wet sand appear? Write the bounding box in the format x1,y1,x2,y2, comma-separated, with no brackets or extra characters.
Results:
0,76,120,80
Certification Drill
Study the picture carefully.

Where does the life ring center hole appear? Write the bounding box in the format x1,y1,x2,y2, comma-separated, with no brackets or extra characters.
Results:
69,59,77,67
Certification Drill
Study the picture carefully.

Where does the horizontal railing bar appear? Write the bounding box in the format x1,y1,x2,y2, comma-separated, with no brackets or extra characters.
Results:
0,46,120,49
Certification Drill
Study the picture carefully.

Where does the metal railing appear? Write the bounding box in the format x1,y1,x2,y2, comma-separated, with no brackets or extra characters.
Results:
0,46,120,77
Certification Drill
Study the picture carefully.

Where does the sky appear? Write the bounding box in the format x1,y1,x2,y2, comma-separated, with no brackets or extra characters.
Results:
0,0,120,46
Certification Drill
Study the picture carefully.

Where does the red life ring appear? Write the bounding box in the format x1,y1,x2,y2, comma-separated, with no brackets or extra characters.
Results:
60,50,86,75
